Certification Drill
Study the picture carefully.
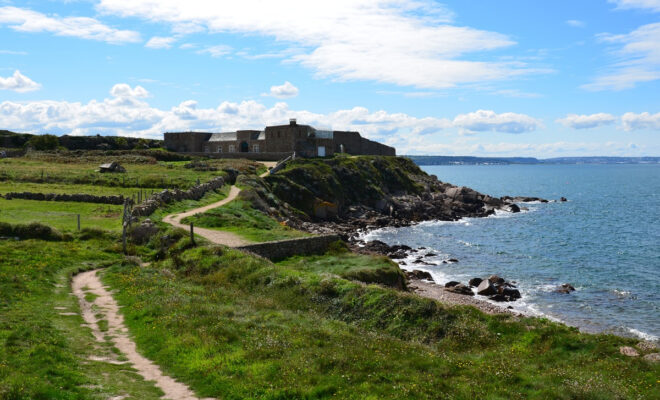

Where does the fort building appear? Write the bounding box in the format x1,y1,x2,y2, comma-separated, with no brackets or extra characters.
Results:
164,119,395,158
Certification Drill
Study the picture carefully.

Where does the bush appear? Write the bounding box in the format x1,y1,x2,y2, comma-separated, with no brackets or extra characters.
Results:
12,222,64,241
27,134,59,151
0,221,13,236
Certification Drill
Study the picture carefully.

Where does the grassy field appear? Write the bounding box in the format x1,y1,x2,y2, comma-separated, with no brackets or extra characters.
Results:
0,198,123,232
0,236,165,399
181,199,311,242
0,157,262,189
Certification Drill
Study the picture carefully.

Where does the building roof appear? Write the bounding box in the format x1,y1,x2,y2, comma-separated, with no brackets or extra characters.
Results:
208,132,237,142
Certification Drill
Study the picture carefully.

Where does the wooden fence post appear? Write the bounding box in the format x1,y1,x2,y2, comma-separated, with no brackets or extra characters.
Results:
77,214,80,231
190,222,195,246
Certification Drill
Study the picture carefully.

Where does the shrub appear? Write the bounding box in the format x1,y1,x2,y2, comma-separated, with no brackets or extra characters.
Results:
12,222,64,241
0,221,13,236
27,134,59,151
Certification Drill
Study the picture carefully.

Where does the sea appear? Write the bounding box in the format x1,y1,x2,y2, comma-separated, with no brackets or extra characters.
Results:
362,164,660,341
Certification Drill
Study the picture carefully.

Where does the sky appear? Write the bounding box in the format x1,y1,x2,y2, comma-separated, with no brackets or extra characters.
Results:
1,0,659,157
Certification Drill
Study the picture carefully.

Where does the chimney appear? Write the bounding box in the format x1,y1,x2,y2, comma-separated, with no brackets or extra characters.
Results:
289,118,297,126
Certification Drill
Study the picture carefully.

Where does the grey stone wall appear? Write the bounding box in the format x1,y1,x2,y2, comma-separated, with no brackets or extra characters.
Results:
3,192,124,204
236,234,342,260
132,176,225,217
183,152,293,161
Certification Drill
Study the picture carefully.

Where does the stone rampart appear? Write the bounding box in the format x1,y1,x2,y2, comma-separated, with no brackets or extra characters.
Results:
236,234,342,261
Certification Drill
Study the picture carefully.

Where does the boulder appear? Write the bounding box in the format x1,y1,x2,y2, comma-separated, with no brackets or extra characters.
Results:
556,283,576,294
130,219,159,244
444,281,460,288
406,270,434,281
488,275,505,285
643,353,660,363
619,346,640,357
560,197,567,202
637,341,658,352
499,287,522,300
446,283,474,296
507,204,521,213
468,277,483,287
477,280,498,296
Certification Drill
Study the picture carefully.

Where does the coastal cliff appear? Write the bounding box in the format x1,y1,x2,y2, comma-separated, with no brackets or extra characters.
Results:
242,155,541,238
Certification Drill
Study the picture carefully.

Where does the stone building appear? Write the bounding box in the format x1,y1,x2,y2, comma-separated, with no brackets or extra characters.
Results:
164,119,395,158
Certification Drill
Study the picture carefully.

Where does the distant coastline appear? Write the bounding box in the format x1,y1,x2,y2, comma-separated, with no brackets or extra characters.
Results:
406,155,660,165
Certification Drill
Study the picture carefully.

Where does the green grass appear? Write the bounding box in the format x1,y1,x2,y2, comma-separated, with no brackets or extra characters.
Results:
0,237,165,399
181,199,311,242
0,181,163,197
101,241,660,399
0,198,123,232
277,246,407,289
0,157,261,190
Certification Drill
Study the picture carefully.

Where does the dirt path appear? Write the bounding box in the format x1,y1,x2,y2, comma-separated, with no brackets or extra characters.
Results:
72,269,212,400
161,163,273,247
162,185,249,247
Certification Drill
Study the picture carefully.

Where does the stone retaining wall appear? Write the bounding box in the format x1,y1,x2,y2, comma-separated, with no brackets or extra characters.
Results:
3,192,124,204
132,176,225,217
183,152,293,161
236,234,342,261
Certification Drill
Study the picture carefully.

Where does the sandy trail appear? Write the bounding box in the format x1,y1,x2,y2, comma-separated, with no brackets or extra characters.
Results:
162,163,273,247
72,269,212,400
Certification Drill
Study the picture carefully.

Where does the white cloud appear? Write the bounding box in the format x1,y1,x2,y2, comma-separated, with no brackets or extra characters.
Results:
145,36,176,49
96,0,545,88
621,111,660,130
566,20,585,28
109,83,149,98
452,110,541,134
0,6,140,44
609,0,660,12
556,113,617,129
0,70,41,92
0,49,27,55
196,45,232,58
583,22,660,90
268,81,299,99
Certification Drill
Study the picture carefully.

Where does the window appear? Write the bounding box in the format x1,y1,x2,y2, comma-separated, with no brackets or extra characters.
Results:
253,144,259,153
204,145,210,153
229,144,235,153
217,146,222,153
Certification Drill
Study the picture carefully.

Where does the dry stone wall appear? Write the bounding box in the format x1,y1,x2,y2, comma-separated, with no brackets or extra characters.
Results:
235,234,342,261
132,176,225,217
3,192,125,204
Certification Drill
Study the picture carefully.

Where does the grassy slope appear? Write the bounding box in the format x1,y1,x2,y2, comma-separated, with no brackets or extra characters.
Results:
0,237,164,399
181,199,311,242
102,242,659,399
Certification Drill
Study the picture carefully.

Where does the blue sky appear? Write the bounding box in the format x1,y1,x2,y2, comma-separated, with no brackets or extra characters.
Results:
1,0,659,156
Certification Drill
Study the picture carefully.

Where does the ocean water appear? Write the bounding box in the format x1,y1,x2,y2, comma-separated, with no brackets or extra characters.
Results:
362,164,660,341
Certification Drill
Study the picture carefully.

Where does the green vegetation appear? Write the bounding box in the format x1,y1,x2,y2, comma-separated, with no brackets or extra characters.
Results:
182,199,311,242
278,244,407,289
0,198,123,232
0,237,164,399
0,181,163,197
100,238,659,399
264,156,426,216
27,134,59,151
1,153,658,399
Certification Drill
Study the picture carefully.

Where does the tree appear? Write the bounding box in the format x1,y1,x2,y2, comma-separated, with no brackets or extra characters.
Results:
27,134,59,151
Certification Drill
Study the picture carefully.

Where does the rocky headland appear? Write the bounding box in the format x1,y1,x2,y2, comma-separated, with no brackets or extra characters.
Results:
235,156,561,309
